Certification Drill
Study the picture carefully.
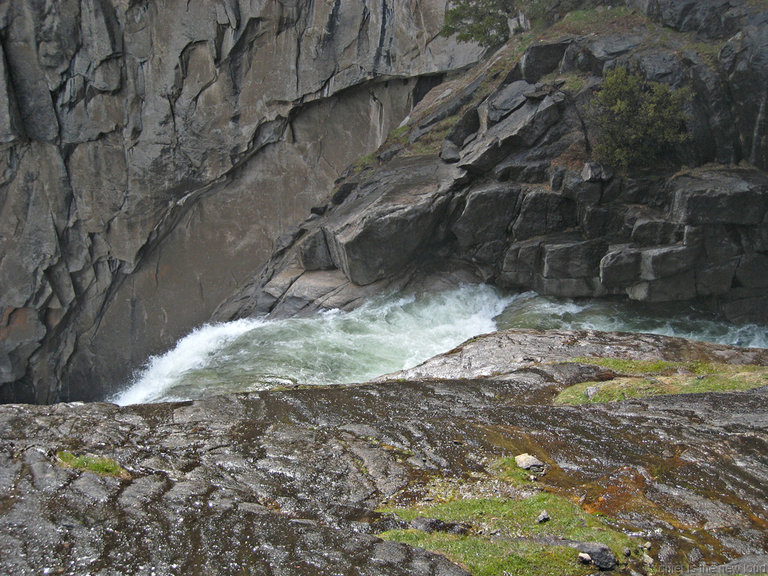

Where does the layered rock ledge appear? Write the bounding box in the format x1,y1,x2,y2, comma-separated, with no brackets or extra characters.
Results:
218,1,768,332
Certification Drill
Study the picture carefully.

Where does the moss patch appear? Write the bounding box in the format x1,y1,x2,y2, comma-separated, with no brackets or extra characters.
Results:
57,451,131,479
380,492,636,575
378,530,593,576
544,6,647,37
379,454,641,576
554,358,768,405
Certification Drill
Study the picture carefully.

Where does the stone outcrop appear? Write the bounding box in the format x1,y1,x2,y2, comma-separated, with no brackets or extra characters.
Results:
0,1,483,403
221,0,768,330
1,329,767,574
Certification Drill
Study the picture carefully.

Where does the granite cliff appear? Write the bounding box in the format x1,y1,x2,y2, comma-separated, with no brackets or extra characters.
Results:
2,2,768,573
218,0,768,336
0,0,482,403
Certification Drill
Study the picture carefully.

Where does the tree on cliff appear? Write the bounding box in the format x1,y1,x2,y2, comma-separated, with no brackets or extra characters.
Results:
591,67,690,170
441,0,609,46
441,0,518,47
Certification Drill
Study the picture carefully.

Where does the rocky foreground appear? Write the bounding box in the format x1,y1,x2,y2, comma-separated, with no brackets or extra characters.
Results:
2,329,767,575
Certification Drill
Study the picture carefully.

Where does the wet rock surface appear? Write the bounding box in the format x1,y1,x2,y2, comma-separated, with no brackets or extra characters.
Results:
1,330,767,574
3,0,768,405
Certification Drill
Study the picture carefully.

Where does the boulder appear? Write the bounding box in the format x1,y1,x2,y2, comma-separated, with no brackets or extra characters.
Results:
520,40,571,82
541,238,608,279
460,95,561,174
670,169,768,225
499,239,543,288
631,218,682,246
638,244,699,281
627,270,698,302
299,229,335,272
630,0,747,39
515,453,545,470
486,80,534,125
451,184,522,249
445,106,480,148
512,189,576,241
323,158,459,286
574,542,617,571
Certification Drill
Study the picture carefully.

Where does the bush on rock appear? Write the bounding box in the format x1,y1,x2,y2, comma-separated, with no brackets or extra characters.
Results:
591,67,689,170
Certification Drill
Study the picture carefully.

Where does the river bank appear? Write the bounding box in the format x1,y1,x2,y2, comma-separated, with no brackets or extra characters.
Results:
2,329,767,575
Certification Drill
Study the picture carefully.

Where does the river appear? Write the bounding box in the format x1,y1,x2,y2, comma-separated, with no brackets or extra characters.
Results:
113,285,768,405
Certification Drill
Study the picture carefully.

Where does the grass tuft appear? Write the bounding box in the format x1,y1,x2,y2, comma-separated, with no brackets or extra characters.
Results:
57,451,131,479
554,358,768,405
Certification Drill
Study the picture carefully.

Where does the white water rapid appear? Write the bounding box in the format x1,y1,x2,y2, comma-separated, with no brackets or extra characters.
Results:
113,286,768,406
113,284,514,405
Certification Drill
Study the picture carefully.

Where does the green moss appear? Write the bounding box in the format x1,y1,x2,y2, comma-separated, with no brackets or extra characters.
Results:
384,493,631,548
402,113,461,157
554,358,768,405
379,530,592,576
57,451,131,479
491,457,538,485
540,70,588,95
380,493,636,575
571,357,690,375
352,151,377,172
388,123,411,145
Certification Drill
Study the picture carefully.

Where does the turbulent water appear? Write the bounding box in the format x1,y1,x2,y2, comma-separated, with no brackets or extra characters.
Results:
113,286,768,405
113,285,512,405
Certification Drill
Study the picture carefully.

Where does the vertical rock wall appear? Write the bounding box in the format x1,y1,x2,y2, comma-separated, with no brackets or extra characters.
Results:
0,0,483,403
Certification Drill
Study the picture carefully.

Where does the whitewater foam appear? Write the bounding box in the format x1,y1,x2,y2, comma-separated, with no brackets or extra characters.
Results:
111,318,264,405
113,285,514,405
113,287,768,405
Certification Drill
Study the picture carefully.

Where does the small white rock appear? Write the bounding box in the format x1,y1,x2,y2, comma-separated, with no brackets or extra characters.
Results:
515,453,544,470
578,552,592,565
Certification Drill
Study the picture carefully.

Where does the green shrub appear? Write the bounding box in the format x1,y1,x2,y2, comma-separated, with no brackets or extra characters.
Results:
441,0,518,48
518,0,609,29
590,67,689,170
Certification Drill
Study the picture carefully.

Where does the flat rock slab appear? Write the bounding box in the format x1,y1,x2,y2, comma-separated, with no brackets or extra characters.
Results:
375,328,768,382
1,330,767,574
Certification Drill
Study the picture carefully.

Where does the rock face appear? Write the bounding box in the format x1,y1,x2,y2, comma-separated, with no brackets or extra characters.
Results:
3,0,768,404
221,0,768,331
1,330,767,574
0,1,483,403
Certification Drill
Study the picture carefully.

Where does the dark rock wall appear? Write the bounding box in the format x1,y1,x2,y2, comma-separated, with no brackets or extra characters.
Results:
0,1,483,403
222,0,768,328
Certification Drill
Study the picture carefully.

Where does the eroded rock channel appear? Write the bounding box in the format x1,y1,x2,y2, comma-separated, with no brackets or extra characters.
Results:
2,330,767,575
